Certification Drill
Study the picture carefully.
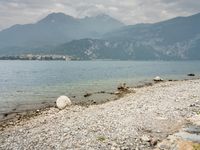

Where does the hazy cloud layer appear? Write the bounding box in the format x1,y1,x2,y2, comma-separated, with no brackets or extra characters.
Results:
0,0,200,30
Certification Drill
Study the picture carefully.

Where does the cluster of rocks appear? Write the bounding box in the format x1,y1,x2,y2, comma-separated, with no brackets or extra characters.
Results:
115,83,134,97
188,73,195,77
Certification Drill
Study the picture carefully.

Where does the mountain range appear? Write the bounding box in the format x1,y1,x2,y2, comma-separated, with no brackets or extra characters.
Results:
0,12,200,60
0,13,123,55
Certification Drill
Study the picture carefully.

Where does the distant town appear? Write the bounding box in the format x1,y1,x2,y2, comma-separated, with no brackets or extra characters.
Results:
0,54,77,61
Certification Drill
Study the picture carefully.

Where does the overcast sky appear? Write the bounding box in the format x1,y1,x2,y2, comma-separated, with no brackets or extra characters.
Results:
0,0,200,30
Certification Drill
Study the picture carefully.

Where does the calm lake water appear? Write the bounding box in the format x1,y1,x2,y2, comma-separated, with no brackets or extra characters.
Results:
0,60,200,114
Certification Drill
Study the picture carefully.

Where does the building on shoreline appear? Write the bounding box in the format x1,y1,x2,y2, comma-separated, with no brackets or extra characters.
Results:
0,54,76,61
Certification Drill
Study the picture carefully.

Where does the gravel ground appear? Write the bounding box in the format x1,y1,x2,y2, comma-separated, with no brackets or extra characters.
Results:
1,79,200,150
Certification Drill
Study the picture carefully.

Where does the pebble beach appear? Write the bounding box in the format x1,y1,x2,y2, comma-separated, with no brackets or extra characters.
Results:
1,79,200,150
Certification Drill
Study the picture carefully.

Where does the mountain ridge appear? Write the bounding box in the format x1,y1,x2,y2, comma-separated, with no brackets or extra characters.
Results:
0,12,124,54
0,12,200,60
54,12,200,60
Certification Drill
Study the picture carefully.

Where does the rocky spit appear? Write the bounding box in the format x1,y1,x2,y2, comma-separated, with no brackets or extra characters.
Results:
1,79,200,150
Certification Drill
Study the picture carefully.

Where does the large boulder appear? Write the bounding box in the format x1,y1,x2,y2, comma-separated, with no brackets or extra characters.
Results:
56,96,72,109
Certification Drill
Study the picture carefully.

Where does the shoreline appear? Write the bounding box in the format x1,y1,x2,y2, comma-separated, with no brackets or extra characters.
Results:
1,78,200,149
0,77,199,131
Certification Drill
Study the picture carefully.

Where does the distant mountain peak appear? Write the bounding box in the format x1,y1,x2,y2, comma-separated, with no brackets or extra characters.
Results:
47,12,66,17
85,13,124,26
38,12,75,24
92,13,119,21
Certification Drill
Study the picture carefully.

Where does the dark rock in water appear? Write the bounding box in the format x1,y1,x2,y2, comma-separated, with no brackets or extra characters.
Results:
117,83,129,92
116,83,133,98
98,91,106,94
84,93,92,97
3,113,8,117
188,73,195,76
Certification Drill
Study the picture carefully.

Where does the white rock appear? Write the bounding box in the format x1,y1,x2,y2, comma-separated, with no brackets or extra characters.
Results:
63,127,70,132
141,135,150,142
19,129,23,132
56,96,72,109
153,76,163,82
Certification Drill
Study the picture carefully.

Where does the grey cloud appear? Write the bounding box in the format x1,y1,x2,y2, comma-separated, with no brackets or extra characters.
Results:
0,0,200,30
